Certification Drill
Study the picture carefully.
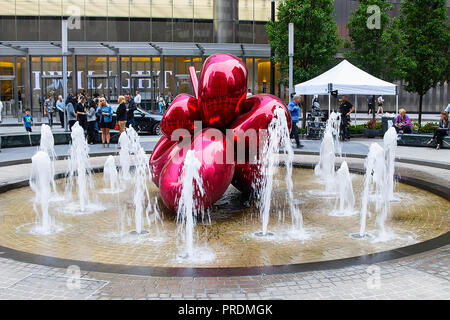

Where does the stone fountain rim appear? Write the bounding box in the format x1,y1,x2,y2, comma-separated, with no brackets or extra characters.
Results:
0,162,448,278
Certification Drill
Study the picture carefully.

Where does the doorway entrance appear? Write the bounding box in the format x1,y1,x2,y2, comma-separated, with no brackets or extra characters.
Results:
0,75,18,121
131,73,159,111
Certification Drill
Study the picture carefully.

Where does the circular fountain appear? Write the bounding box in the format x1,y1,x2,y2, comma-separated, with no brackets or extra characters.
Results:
0,54,448,276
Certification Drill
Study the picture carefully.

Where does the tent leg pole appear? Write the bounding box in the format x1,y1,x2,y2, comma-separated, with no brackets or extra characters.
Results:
355,94,357,126
328,93,331,114
396,94,398,114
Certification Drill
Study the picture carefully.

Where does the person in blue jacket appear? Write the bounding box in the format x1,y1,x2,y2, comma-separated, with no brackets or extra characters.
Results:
97,97,113,148
287,94,303,148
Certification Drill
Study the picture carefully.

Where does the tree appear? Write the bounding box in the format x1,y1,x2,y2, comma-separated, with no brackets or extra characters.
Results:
266,0,340,128
344,0,396,82
396,0,449,125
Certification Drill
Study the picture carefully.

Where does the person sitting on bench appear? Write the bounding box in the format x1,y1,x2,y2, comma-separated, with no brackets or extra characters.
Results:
428,111,449,150
394,108,412,134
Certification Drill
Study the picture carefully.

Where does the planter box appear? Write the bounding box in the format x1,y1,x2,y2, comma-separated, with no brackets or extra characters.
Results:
363,129,379,138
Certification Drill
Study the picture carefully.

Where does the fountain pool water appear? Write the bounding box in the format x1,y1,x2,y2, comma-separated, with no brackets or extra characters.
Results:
3,168,448,268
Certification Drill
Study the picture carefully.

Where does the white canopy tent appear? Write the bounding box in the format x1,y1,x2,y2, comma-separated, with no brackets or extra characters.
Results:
294,60,399,120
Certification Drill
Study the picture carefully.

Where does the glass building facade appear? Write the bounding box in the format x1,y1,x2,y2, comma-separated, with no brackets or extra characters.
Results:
0,0,448,121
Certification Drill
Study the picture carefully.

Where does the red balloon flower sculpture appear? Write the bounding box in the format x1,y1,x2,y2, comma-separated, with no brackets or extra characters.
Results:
150,53,292,212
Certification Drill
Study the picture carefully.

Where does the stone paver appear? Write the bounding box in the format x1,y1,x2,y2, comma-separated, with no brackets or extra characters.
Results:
0,244,447,299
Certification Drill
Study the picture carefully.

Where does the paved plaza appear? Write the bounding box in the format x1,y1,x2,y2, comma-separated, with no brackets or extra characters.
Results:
0,142,448,300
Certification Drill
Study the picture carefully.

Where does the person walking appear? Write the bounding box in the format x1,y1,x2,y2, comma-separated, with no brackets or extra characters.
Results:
287,94,304,148
23,108,34,132
0,100,3,123
134,90,142,108
86,98,98,145
376,96,384,115
125,92,136,129
157,94,166,114
44,95,55,128
66,96,77,131
367,95,375,115
97,97,113,148
427,111,449,150
339,96,355,142
56,95,65,128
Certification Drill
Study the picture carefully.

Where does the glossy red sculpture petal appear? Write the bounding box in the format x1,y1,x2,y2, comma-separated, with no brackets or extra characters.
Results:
198,54,247,129
159,129,235,213
160,94,201,138
149,136,178,187
230,94,292,193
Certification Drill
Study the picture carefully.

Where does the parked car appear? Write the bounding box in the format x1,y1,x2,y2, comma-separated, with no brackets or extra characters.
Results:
105,104,162,135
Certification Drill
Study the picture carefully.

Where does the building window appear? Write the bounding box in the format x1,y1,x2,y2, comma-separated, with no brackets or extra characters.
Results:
163,56,175,97
255,58,270,94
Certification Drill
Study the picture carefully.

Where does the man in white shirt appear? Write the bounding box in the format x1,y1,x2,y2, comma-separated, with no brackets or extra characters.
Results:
0,100,3,123
134,91,142,107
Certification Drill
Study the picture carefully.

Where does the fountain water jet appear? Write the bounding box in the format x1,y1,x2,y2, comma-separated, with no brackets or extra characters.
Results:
384,127,398,202
63,122,102,214
118,131,131,181
176,150,214,261
314,112,341,195
103,155,120,193
331,161,356,216
29,151,60,234
256,106,305,238
355,143,389,239
126,126,152,235
39,124,59,196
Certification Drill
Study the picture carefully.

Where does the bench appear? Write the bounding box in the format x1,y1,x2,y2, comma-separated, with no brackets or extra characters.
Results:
397,133,450,148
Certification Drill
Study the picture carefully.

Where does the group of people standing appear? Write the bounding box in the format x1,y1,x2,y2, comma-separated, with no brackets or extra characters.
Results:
64,93,112,147
39,91,139,148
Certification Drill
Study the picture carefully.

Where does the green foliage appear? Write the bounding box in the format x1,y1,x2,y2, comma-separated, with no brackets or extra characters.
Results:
350,121,382,134
295,127,307,135
345,0,397,81
265,0,341,85
395,0,449,124
349,124,365,134
415,122,439,133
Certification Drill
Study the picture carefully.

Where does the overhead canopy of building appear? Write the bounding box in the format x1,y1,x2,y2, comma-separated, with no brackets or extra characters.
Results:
295,60,398,96
0,41,271,58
